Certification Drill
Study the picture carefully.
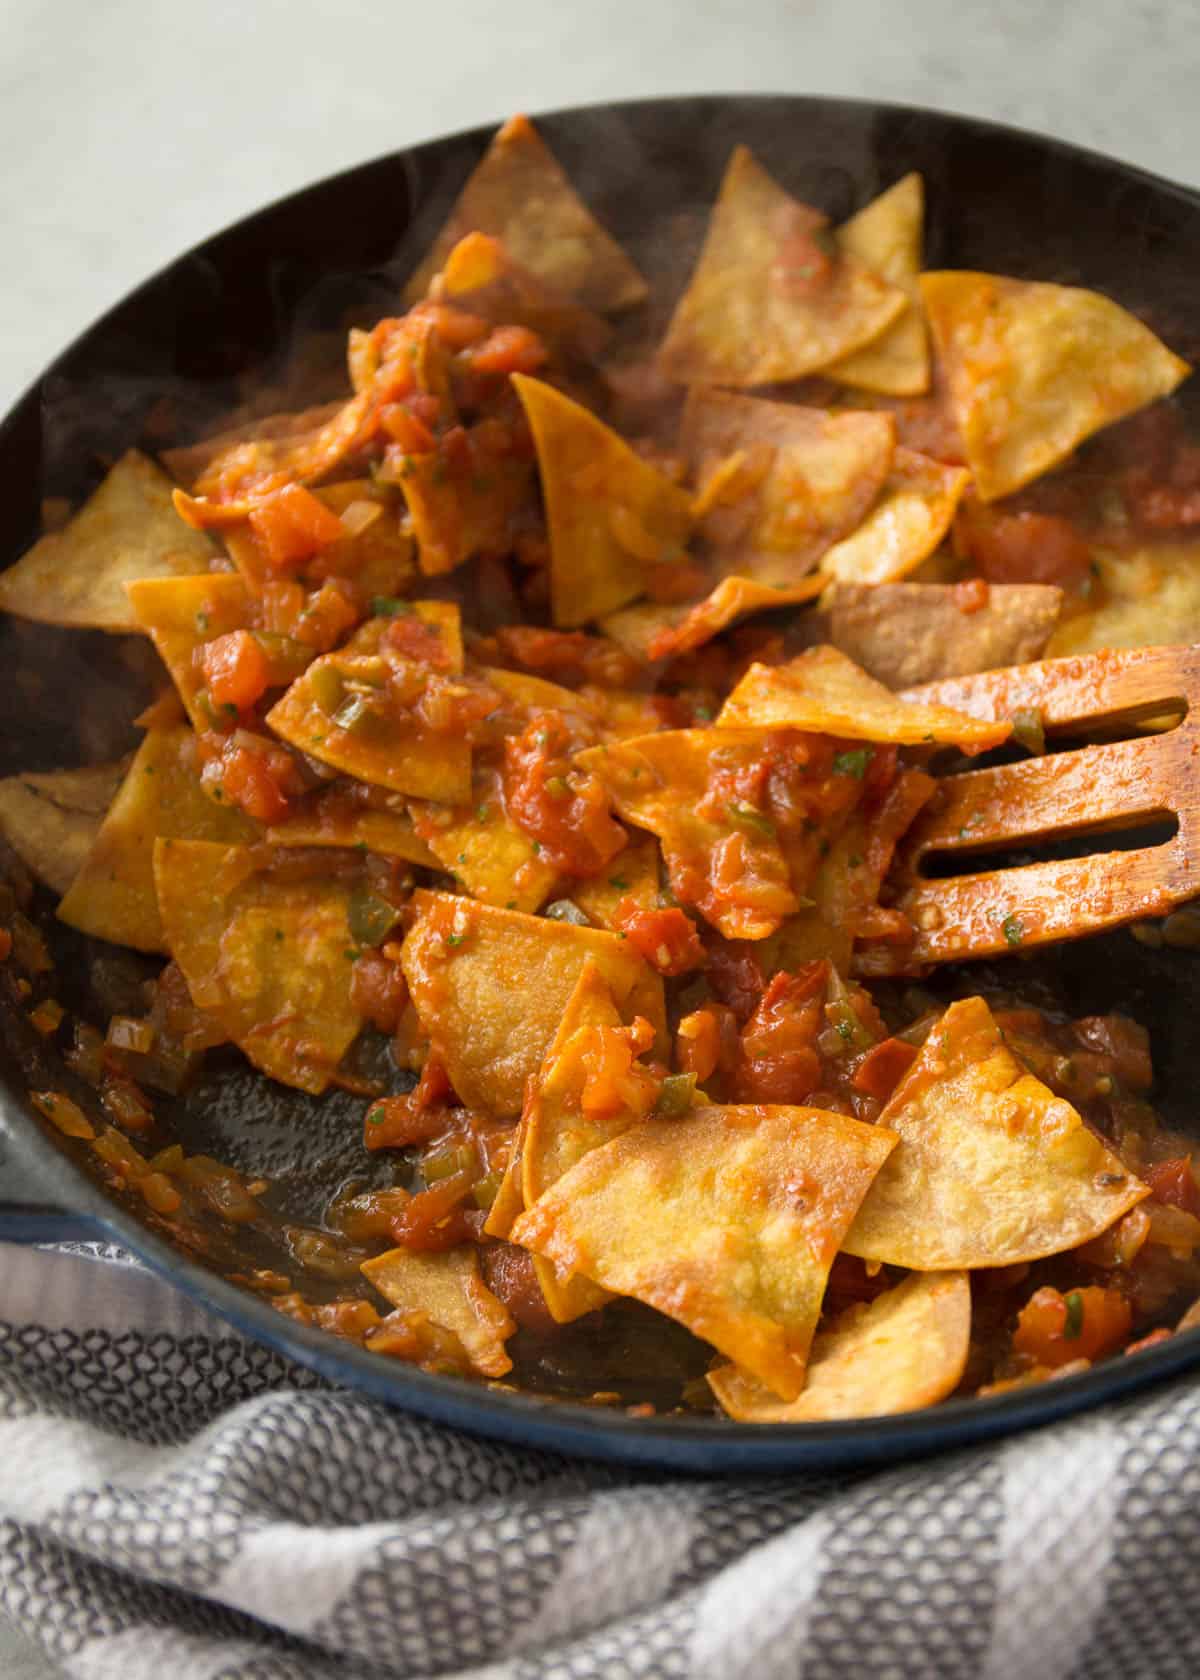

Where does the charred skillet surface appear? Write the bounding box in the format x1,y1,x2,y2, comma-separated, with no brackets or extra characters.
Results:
3,96,1200,1468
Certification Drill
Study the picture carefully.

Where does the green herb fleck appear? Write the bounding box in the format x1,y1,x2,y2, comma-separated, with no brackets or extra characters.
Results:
608,876,629,890
445,932,466,948
476,803,491,823
371,595,412,617
727,801,776,838
1002,913,1025,947
832,749,870,779
1063,1290,1084,1339
366,1104,386,1126
693,704,714,722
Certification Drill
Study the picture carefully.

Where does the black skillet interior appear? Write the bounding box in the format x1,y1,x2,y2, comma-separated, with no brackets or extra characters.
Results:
3,94,1200,1469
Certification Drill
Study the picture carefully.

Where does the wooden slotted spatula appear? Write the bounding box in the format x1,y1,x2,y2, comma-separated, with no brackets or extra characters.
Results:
884,642,1200,966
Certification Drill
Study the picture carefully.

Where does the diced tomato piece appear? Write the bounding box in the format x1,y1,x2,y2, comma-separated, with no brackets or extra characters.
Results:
380,403,437,454
200,629,271,712
464,325,548,376
381,612,455,670
613,901,705,976
351,951,408,1035
406,302,490,350
291,578,362,651
953,577,990,614
1012,1284,1133,1368
737,965,828,1104
676,1002,739,1083
576,1020,659,1121
248,483,346,571
852,1036,918,1101
503,712,626,876
1146,1157,1200,1217
958,506,1092,589
388,1171,479,1250
480,1242,558,1333
703,933,764,1021
199,735,300,825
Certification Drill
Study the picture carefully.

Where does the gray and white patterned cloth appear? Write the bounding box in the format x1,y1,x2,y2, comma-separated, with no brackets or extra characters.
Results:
1,1240,1198,1680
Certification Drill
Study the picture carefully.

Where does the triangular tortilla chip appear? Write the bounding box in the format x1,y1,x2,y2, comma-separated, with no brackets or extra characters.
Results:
819,448,969,585
709,1270,970,1421
409,765,560,912
267,793,437,866
391,434,535,578
153,838,362,1094
843,996,1150,1269
360,1245,515,1377
403,113,647,313
265,603,471,804
570,834,660,930
659,146,908,388
827,174,930,396
400,888,658,1115
433,232,612,361
512,375,693,626
0,451,214,631
578,728,865,940
1045,539,1200,658
58,728,258,953
511,1103,896,1400
645,574,825,662
161,403,346,491
920,271,1190,500
717,646,1011,752
0,762,127,896
681,389,895,585
125,573,255,729
830,580,1063,688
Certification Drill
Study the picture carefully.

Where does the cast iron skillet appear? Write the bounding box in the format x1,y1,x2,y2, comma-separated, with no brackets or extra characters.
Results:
3,94,1200,1471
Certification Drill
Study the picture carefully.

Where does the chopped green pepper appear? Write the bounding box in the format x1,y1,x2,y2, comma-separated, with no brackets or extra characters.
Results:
347,887,401,948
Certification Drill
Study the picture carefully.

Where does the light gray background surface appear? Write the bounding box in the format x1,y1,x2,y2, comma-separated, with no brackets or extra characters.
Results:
0,0,1196,1672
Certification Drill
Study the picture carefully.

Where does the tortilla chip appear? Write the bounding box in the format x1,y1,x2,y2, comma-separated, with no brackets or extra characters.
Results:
830,580,1064,688
58,728,258,953
659,147,908,388
360,1246,515,1377
921,271,1190,500
403,115,647,313
819,449,969,585
160,403,346,491
268,794,437,866
681,389,895,585
153,837,361,1094
0,451,214,632
826,174,930,397
578,728,863,940
0,763,127,896
265,604,470,804
434,232,612,361
392,439,535,578
647,574,826,661
843,996,1149,1269
709,1270,970,1421
400,888,657,1115
409,765,560,912
570,834,660,930
125,573,254,728
512,1103,896,1399
1046,539,1200,657
512,375,693,627
599,601,684,662
718,646,1011,752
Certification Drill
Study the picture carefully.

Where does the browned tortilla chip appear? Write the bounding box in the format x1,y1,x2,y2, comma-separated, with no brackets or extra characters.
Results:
153,838,361,1094
265,604,471,804
827,174,930,397
512,1103,896,1400
681,389,895,586
360,1246,515,1377
513,375,693,626
400,889,657,1115
1046,539,1200,657
830,580,1064,687
718,646,1011,752
403,113,647,313
160,403,345,491
843,996,1149,1269
434,232,612,361
125,573,254,728
0,763,127,896
58,728,258,953
819,449,969,584
409,766,560,912
709,1270,970,1421
578,729,863,940
646,574,826,661
659,147,908,388
921,271,1190,500
570,834,660,930
0,451,214,631
393,441,535,578
268,795,437,866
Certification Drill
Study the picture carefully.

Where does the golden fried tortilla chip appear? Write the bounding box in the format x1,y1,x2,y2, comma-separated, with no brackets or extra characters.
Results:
659,146,908,388
400,888,657,1115
819,449,969,585
265,604,471,805
153,838,362,1094
160,403,345,491
709,1269,970,1421
58,728,258,953
843,996,1149,1269
921,271,1190,500
0,451,214,631
403,113,647,313
268,793,437,867
513,375,693,626
1046,540,1200,657
827,174,930,397
0,763,127,896
646,574,826,661
409,765,560,912
512,1103,896,1400
570,834,660,930
125,573,255,729
392,440,535,578
718,646,1011,752
578,729,862,940
360,1246,515,1377
681,389,895,586
830,580,1064,687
